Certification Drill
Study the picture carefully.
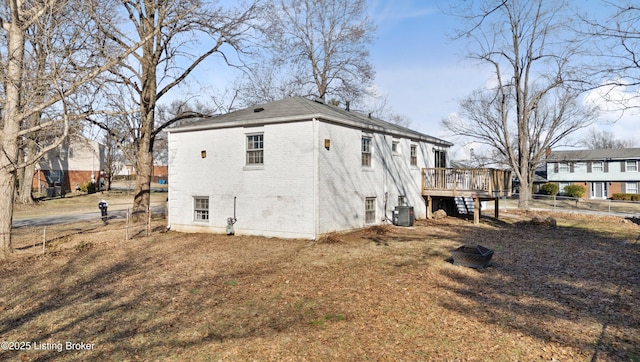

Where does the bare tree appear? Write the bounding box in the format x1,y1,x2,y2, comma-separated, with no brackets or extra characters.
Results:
0,0,160,258
443,0,597,209
91,0,259,219
580,1,640,109
239,0,375,105
581,128,635,149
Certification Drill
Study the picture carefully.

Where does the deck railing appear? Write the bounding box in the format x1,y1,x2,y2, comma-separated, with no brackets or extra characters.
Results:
422,168,512,197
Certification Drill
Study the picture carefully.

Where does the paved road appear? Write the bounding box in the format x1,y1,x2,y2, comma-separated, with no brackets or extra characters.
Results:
12,206,166,229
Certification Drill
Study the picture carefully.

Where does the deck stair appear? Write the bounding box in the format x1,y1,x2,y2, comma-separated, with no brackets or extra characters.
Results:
454,196,475,215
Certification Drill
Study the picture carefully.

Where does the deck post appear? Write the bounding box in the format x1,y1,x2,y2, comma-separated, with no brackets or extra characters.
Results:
426,195,432,219
494,197,499,219
473,194,480,225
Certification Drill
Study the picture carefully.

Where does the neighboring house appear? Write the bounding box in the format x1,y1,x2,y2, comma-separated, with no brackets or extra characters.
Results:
33,135,106,194
166,96,453,239
546,148,640,199
512,165,548,194
117,163,168,183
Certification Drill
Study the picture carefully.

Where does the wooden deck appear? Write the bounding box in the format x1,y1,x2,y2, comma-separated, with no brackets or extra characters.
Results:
422,168,512,224
422,168,512,198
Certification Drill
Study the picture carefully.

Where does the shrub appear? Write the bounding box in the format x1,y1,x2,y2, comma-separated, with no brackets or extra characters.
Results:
80,181,98,194
563,184,586,198
611,193,637,201
539,183,559,195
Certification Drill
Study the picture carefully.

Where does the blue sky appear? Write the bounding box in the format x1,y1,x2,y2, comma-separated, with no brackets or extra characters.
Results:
183,0,638,157
363,0,640,154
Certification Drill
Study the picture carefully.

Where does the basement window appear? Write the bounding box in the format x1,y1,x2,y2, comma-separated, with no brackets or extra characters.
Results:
193,197,209,222
365,197,376,224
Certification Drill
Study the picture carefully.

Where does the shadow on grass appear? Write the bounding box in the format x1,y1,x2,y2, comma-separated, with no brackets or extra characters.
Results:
0,235,318,361
435,218,640,360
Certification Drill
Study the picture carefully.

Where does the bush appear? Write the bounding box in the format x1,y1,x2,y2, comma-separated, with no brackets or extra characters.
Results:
610,193,640,201
80,181,98,194
563,184,586,198
539,183,559,195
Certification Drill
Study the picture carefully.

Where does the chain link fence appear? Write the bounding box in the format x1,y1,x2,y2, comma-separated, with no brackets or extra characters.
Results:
10,199,167,256
491,193,640,218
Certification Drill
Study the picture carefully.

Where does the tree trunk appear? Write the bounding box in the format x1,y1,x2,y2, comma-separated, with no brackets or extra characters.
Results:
0,20,25,258
18,162,36,204
18,134,38,204
132,139,153,221
0,166,17,259
518,178,531,209
131,8,158,222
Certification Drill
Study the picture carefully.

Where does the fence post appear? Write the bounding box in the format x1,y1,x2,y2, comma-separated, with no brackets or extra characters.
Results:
146,206,151,237
125,208,129,241
42,226,46,254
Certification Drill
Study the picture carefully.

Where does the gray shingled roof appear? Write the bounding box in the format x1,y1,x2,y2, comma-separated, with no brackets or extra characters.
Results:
168,97,452,146
547,148,640,161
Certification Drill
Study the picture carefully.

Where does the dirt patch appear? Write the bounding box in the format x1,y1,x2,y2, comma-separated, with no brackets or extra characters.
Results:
0,212,639,361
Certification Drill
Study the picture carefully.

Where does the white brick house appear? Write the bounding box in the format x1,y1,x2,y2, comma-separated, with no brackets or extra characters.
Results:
167,97,452,239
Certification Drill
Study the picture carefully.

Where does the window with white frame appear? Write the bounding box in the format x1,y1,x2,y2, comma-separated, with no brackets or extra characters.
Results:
626,182,639,194
558,162,570,173
246,133,264,165
626,160,638,172
194,197,209,221
365,197,376,224
392,140,399,154
362,136,372,167
410,145,417,166
592,161,603,172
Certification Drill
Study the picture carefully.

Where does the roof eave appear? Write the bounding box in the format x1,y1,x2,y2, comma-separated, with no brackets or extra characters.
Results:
168,113,453,147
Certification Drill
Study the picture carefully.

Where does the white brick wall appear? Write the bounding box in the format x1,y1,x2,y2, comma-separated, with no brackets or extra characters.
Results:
168,121,316,238
316,122,431,234
168,119,445,239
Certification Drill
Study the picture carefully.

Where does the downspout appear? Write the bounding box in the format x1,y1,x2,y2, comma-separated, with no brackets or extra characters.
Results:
166,131,172,230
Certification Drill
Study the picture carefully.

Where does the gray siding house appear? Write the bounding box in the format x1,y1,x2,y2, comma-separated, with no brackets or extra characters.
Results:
546,148,640,198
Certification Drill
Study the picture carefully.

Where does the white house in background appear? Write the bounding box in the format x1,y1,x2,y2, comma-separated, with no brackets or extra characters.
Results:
166,97,452,239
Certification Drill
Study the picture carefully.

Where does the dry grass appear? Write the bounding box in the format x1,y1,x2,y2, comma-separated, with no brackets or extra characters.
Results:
1,211,639,361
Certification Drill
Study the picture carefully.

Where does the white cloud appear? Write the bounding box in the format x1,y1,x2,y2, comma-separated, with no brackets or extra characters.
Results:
582,81,640,146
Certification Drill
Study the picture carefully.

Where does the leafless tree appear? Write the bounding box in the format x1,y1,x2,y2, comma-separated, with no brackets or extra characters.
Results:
579,1,640,109
581,128,635,149
0,0,157,258
239,0,375,105
91,0,259,219
442,0,597,209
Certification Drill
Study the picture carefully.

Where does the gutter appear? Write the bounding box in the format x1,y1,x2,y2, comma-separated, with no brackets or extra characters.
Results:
167,113,453,147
